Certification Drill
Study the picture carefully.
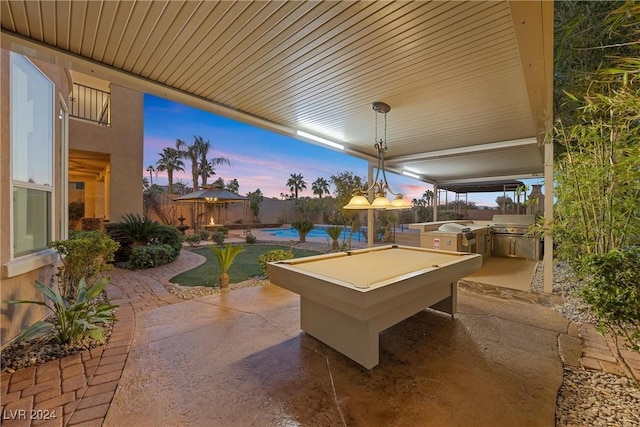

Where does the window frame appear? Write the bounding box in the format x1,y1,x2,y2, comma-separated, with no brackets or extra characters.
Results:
9,52,56,261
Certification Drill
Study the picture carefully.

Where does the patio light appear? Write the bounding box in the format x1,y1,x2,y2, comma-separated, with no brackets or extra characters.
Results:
343,102,411,210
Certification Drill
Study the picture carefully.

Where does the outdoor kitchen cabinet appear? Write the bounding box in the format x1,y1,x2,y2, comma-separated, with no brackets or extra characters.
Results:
492,234,539,259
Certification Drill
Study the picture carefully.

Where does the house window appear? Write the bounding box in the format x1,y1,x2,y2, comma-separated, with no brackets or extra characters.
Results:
11,53,54,257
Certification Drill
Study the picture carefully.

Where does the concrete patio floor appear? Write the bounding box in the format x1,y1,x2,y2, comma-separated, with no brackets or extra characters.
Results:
5,248,636,427
104,281,575,426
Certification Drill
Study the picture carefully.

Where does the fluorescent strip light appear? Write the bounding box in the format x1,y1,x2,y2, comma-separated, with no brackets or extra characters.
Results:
402,170,420,179
403,166,421,174
296,130,344,150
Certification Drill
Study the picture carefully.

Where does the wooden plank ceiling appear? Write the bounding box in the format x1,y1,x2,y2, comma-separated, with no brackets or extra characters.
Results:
1,0,553,186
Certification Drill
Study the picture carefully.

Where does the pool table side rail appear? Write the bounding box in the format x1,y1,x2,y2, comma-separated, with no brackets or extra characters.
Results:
266,251,482,322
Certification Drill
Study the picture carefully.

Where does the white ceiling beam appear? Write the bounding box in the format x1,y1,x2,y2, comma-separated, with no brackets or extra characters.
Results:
387,138,538,163
436,172,544,186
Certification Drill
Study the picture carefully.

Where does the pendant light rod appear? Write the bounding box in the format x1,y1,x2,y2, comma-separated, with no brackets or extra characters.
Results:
343,102,411,210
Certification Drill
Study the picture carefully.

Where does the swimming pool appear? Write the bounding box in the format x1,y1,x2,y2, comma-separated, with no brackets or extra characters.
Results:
264,226,366,241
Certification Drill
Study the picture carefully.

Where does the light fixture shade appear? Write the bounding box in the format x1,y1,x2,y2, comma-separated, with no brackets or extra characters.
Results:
389,196,412,210
343,195,373,209
371,196,393,209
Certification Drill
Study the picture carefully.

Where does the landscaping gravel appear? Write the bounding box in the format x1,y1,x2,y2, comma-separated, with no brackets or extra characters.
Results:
530,260,639,427
1,320,112,373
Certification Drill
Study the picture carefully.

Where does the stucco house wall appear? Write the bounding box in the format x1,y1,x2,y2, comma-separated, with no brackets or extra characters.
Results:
69,85,144,223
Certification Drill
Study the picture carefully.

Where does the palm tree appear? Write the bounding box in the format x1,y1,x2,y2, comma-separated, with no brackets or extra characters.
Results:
291,219,314,243
210,244,245,290
176,135,231,191
311,177,330,198
286,173,307,199
155,147,184,194
146,165,155,184
176,136,211,192
199,153,230,188
422,189,434,207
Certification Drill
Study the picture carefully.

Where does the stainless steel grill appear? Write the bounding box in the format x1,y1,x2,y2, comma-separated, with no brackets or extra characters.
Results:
491,215,540,259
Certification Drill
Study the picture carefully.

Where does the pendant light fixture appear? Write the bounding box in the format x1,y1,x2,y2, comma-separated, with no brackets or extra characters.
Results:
343,102,412,210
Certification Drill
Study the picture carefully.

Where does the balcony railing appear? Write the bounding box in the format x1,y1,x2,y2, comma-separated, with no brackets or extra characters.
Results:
70,83,111,125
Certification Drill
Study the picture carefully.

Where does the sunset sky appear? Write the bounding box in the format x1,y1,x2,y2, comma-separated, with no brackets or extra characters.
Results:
143,94,541,207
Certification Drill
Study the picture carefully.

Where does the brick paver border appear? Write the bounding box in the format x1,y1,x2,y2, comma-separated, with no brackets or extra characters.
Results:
1,250,204,427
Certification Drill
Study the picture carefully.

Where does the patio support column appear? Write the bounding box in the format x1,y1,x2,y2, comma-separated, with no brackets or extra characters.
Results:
367,162,374,248
543,134,554,293
433,183,438,221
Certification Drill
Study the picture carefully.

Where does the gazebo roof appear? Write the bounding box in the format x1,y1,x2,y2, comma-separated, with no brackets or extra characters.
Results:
173,186,249,203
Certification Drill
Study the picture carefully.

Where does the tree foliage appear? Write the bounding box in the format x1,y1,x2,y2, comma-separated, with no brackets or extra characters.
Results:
580,247,640,353
246,189,264,221
552,1,640,260
286,173,307,199
50,231,118,300
155,147,184,194
311,177,330,198
553,0,638,123
176,135,230,191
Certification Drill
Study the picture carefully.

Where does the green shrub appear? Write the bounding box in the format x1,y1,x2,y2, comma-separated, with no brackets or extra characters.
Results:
212,231,225,245
185,234,201,247
149,224,183,261
4,278,117,345
50,231,119,300
258,249,294,275
245,234,257,244
580,247,640,353
199,230,211,241
129,244,174,269
118,213,161,246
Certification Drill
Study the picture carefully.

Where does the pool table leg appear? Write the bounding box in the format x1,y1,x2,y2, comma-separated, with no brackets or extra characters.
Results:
428,281,456,319
300,297,379,370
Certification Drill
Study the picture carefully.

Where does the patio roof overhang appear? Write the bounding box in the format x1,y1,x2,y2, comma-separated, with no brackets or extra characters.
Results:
0,0,553,186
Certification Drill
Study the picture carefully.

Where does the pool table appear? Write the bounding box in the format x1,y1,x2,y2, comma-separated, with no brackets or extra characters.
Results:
267,244,482,369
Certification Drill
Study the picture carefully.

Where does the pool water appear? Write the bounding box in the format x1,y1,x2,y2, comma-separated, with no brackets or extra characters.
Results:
265,226,366,241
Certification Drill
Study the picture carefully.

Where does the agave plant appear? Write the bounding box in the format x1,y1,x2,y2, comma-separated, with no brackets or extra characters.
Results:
291,219,315,243
4,278,117,345
325,226,344,251
210,244,245,290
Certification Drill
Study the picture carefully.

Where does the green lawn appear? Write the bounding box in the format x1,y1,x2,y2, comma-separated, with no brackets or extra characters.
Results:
170,244,322,287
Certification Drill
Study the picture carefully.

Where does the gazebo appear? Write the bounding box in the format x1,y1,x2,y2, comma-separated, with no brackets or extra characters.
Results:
173,185,250,234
